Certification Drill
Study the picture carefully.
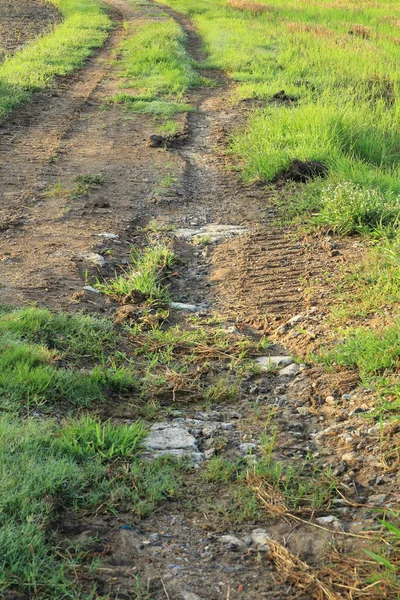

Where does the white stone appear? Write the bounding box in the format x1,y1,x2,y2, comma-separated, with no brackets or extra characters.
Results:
170,302,199,312
97,232,119,239
220,535,247,549
83,285,100,294
279,363,300,377
256,356,294,370
251,529,271,549
146,424,197,452
77,252,105,267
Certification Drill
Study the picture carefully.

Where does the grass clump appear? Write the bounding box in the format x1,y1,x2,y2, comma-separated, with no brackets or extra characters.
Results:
96,243,175,303
313,182,400,235
117,19,199,97
110,18,199,122
0,415,184,597
111,94,193,116
0,0,111,118
0,306,136,412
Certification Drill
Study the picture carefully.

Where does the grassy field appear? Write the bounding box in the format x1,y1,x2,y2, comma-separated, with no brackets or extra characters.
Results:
0,0,111,118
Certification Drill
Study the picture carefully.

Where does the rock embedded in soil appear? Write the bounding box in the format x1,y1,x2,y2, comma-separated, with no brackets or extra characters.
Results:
251,529,271,549
220,534,247,550
256,355,294,370
145,423,203,462
279,363,300,377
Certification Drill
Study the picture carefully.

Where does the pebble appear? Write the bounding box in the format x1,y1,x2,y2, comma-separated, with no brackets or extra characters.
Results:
220,535,247,550
256,356,294,370
251,529,271,549
170,302,201,312
279,363,300,377
238,443,256,455
96,232,119,239
368,494,389,506
76,252,105,267
181,592,204,600
83,285,100,294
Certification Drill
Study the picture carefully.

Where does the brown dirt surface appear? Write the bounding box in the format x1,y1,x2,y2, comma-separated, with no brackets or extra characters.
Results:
0,0,60,62
1,1,399,598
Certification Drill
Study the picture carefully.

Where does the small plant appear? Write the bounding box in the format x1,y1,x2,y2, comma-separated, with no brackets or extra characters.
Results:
72,173,105,198
96,243,175,303
57,416,146,459
314,182,400,235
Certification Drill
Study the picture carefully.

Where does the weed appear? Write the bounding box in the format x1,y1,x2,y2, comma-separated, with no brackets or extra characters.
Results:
111,94,193,116
72,173,105,197
202,456,238,482
314,182,400,235
96,243,175,303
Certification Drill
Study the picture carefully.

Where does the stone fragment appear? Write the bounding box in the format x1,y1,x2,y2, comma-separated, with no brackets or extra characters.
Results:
256,356,294,370
97,232,119,239
170,302,200,312
238,443,256,455
76,252,105,267
220,535,247,549
181,592,204,600
251,529,270,549
279,363,300,377
83,285,100,293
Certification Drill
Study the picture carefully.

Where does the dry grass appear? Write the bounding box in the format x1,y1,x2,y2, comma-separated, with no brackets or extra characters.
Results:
226,0,273,16
348,24,372,39
250,476,400,599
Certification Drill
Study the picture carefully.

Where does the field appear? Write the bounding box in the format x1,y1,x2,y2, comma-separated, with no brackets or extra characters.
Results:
0,0,399,598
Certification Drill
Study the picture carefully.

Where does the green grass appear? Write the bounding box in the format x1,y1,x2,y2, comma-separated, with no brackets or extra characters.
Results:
0,415,183,597
116,19,199,97
110,17,200,118
96,243,175,303
111,94,194,116
157,0,400,224
0,0,111,118
0,306,136,412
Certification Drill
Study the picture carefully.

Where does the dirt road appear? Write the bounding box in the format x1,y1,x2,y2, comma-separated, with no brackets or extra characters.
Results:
1,1,396,598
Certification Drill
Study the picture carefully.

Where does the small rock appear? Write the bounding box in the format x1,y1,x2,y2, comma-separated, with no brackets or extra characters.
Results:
256,356,294,370
325,395,335,405
170,302,200,312
368,494,389,506
238,443,256,455
220,535,247,550
77,252,105,267
83,285,100,294
287,314,303,325
315,515,341,527
181,593,204,600
251,529,270,549
97,232,119,239
279,363,300,377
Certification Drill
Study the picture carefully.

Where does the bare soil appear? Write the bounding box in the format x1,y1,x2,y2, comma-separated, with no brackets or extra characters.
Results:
0,0,60,62
1,1,399,598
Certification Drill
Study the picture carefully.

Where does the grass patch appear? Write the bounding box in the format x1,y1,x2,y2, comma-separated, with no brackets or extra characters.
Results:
116,19,199,97
0,415,184,597
0,0,111,118
0,306,136,412
111,94,193,116
96,243,175,303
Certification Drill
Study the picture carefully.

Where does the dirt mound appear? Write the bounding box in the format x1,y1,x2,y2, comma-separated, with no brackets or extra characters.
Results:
277,159,328,183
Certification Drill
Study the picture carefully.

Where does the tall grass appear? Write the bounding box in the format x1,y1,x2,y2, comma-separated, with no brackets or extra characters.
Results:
0,0,111,118
158,0,400,197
